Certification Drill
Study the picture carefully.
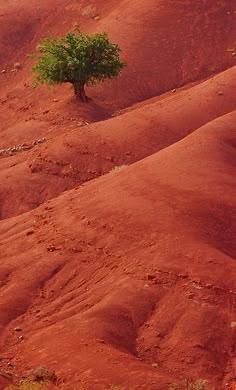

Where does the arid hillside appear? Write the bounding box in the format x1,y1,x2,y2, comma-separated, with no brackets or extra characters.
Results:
0,1,236,389
1,0,236,105
1,66,236,220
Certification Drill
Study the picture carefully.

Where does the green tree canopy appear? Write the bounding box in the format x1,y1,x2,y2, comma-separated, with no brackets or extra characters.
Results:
32,30,126,102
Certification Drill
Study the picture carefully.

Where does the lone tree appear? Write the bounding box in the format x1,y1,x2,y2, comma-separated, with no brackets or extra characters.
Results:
32,30,125,102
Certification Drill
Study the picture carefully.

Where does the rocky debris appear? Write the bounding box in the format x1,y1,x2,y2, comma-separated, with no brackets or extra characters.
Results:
187,292,195,299
147,273,156,281
96,338,105,344
78,120,89,127
178,273,188,279
146,273,160,285
0,138,46,157
1,69,6,74
13,62,21,69
14,327,22,332
26,230,35,236
112,110,122,117
33,309,41,314
152,363,158,368
47,244,61,252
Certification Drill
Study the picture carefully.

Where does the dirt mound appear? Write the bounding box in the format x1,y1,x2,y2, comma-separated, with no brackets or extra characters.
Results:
1,66,236,219
0,110,235,388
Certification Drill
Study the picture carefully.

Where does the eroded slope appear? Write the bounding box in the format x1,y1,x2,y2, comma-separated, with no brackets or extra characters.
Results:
1,66,236,219
0,111,235,388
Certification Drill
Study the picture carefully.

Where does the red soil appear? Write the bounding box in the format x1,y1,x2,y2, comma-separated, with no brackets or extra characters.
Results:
0,1,236,389
1,66,236,220
1,0,236,107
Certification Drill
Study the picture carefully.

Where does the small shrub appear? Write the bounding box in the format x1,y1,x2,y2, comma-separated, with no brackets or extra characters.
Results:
6,366,57,390
110,165,128,172
28,365,56,383
6,381,45,390
32,30,126,102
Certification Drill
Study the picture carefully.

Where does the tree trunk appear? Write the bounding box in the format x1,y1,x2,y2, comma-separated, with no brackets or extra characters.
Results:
73,83,88,102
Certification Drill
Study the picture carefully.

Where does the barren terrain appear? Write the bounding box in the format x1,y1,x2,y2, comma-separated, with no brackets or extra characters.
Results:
0,1,236,389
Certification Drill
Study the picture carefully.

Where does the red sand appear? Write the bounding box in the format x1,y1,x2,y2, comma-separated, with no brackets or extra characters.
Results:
0,1,236,389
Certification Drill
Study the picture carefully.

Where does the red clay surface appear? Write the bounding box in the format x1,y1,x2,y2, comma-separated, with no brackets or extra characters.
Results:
1,66,236,220
0,1,236,389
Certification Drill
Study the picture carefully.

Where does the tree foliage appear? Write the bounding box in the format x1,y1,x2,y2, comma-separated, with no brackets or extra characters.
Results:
32,30,126,101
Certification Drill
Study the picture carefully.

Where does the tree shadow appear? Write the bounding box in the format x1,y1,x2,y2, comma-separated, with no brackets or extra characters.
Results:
67,95,115,122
